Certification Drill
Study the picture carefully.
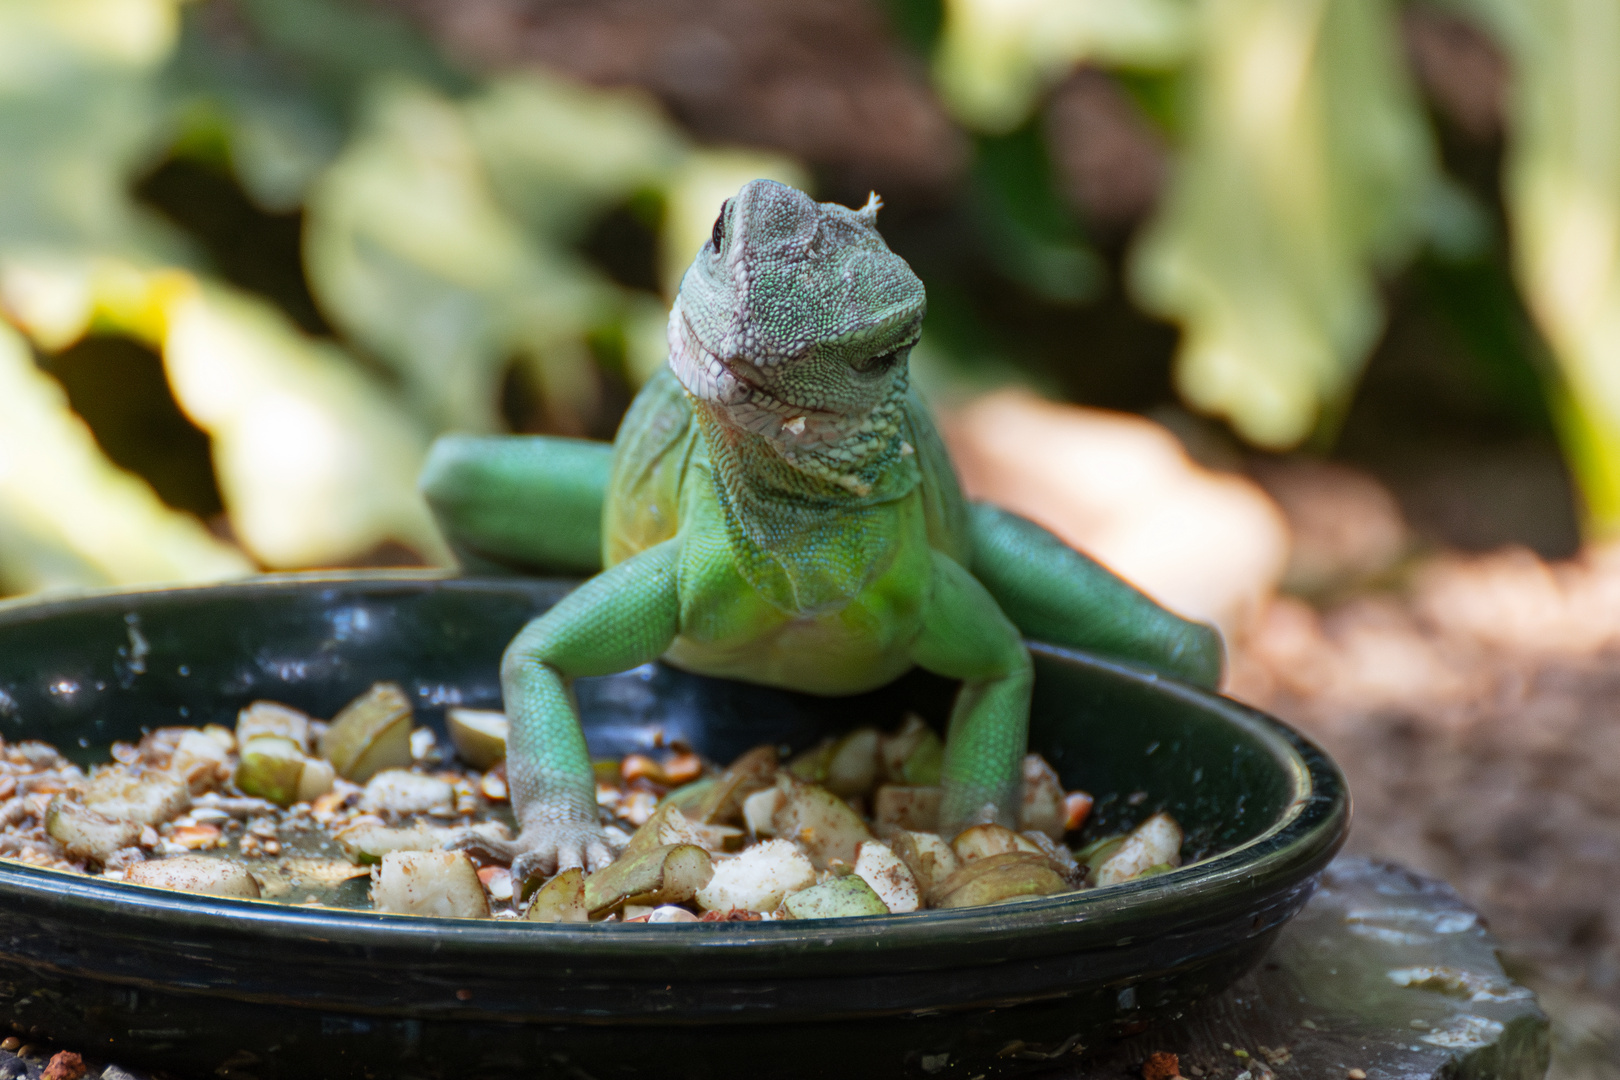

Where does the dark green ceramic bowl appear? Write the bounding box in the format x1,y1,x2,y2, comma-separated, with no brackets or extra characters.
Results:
0,572,1345,1080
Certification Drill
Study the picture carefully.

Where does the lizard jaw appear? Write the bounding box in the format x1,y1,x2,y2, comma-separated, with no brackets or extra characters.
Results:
667,298,851,452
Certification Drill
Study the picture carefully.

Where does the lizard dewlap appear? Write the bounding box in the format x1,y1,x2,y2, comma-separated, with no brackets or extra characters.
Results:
0,692,1190,920
419,179,1223,883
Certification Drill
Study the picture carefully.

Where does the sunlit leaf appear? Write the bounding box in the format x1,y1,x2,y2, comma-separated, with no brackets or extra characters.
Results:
934,0,1193,134
0,318,250,593
1129,0,1442,447
304,79,621,434
466,72,686,240
0,0,186,259
1447,0,1620,538
162,283,449,569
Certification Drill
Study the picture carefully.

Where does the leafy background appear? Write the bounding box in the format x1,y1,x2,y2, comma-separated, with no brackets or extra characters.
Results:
0,0,1612,598
8,2,1620,1072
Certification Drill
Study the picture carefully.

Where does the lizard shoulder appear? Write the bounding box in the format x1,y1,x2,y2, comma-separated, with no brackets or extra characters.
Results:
603,367,699,567
902,389,974,566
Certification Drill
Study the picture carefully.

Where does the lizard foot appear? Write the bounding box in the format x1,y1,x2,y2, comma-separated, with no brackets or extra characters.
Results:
506,821,627,882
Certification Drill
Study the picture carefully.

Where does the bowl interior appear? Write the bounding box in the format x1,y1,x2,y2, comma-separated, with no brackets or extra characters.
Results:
0,572,1300,864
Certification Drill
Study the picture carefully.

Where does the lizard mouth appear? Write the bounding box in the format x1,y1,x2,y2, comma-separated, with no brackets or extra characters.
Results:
668,305,844,445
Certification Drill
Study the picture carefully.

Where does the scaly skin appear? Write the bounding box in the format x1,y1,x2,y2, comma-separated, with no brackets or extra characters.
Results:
420,180,1223,878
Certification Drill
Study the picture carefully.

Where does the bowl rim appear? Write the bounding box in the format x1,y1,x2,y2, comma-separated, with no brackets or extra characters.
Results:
0,571,1349,970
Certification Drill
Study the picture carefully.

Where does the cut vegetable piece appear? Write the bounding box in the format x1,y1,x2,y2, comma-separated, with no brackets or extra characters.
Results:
823,728,881,798
931,852,1069,909
951,823,1043,862
660,777,718,817
1064,791,1094,833
620,801,705,860
661,752,703,785
646,904,700,923
83,768,190,825
782,873,889,919
235,702,313,754
296,758,336,803
234,736,308,807
880,715,944,785
319,683,413,782
480,770,508,802
526,867,588,923
170,824,221,850
359,769,454,815
372,851,490,918
871,785,941,836
742,786,785,836
1094,812,1184,887
1077,834,1127,881
45,797,141,864
687,744,778,825
889,830,961,894
772,777,871,869
1018,754,1068,840
335,821,454,864
170,730,232,793
694,838,816,913
785,738,833,782
1019,829,1083,884
447,708,508,769
582,843,713,916
853,840,920,913
126,855,262,899
251,858,371,899
720,745,778,793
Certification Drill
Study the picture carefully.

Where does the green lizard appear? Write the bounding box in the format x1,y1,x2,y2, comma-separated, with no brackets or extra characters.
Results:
420,179,1221,879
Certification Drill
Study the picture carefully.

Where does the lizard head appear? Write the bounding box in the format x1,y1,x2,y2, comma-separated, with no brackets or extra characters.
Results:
668,179,925,455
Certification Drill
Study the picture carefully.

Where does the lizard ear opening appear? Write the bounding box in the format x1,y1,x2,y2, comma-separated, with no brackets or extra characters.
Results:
710,199,732,250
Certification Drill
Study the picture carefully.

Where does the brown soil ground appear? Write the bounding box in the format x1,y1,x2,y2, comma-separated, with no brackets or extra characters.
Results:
1228,544,1620,1079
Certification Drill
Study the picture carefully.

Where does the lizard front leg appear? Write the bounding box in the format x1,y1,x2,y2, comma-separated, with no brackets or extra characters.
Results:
497,540,680,877
912,549,1035,836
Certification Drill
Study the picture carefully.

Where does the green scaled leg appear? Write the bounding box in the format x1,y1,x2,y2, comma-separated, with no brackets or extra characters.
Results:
419,434,610,575
968,502,1224,688
498,540,680,877
913,550,1035,836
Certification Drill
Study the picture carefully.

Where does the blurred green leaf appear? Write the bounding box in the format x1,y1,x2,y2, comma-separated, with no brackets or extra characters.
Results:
166,6,346,212
934,0,1193,134
304,79,620,434
1447,0,1620,537
1129,0,1442,448
0,0,187,260
972,125,1103,305
466,73,686,241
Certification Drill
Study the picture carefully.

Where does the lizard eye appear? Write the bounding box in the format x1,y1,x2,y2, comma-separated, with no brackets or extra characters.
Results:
851,349,900,374
710,199,732,250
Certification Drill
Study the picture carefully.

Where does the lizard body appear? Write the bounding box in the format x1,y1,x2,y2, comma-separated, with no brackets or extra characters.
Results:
421,180,1222,878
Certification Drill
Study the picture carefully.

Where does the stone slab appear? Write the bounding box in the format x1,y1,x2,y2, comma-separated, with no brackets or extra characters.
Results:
1034,857,1550,1080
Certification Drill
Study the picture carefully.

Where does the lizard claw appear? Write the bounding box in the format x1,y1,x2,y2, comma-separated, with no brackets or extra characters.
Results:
508,821,626,883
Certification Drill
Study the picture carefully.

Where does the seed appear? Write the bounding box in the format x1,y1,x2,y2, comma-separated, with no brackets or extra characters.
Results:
1348,1070,1367,1079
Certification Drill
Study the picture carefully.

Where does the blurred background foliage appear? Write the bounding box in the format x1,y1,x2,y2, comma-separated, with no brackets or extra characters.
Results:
0,0,1610,594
